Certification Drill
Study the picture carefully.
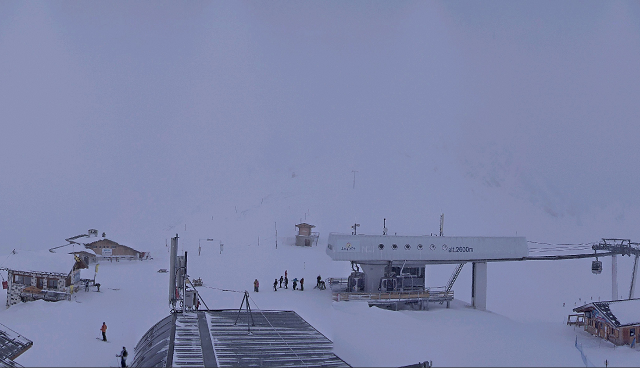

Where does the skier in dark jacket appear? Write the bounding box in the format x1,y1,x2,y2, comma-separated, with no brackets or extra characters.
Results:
279,276,283,288
273,279,278,291
300,278,304,291
117,346,128,367
292,278,298,290
254,279,259,292
284,276,288,289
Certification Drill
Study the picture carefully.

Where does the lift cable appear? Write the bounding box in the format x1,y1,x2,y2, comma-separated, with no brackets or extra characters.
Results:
527,240,599,254
527,240,598,246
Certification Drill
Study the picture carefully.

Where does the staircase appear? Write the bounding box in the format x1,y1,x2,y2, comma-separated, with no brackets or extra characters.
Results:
445,263,466,293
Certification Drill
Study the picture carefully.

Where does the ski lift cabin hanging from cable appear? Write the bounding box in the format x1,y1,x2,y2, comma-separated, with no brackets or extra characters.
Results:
592,258,603,274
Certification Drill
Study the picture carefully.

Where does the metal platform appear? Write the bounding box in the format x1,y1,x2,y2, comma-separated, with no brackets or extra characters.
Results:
333,290,454,310
132,310,350,367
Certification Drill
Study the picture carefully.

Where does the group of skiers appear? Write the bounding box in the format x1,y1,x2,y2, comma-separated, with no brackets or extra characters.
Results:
253,271,325,292
100,322,128,367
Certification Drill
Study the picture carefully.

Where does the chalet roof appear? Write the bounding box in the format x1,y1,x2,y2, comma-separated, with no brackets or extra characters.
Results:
81,238,116,245
574,298,640,327
295,223,315,228
70,249,97,256
79,238,140,253
0,250,75,275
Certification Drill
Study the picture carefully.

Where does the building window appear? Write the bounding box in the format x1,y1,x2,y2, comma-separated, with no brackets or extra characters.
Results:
14,275,33,285
378,244,384,250
36,278,44,289
392,244,398,250
404,244,411,250
47,279,58,289
631,328,636,337
417,244,423,250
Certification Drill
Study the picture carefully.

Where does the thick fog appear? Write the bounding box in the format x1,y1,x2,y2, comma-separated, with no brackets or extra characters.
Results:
1,1,639,251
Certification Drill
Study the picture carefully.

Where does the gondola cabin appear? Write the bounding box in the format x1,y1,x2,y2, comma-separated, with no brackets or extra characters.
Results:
592,259,603,274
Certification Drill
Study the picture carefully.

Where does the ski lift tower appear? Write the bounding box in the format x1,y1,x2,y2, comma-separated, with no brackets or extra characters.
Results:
592,239,640,300
169,234,188,312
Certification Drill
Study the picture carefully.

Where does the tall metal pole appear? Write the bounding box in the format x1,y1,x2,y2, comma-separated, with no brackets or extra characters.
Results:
352,170,358,189
612,254,618,301
169,234,178,308
183,251,188,313
630,254,639,299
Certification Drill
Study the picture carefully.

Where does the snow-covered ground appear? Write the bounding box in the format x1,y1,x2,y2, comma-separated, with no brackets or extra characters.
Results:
2,232,639,367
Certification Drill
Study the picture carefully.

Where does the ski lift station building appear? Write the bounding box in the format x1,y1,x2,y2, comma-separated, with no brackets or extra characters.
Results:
326,233,528,310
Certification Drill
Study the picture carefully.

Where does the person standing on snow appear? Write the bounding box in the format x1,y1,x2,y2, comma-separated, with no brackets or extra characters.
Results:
279,276,283,288
300,278,304,291
101,322,107,341
116,346,128,367
273,279,278,291
284,276,288,289
254,279,259,292
292,278,298,290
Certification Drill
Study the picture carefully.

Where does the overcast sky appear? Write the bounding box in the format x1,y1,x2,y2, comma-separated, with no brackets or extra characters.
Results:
1,1,640,250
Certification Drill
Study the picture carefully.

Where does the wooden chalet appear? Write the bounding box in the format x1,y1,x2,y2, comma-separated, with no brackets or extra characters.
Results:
573,298,640,346
1,250,86,308
81,235,147,261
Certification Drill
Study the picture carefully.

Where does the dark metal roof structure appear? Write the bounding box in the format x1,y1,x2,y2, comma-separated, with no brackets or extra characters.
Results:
0,323,32,367
132,310,349,368
574,298,640,328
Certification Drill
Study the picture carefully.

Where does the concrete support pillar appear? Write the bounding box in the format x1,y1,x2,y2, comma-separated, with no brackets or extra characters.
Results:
364,265,385,293
472,262,487,311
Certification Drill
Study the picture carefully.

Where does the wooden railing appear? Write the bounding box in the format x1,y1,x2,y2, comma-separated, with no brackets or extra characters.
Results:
567,314,585,326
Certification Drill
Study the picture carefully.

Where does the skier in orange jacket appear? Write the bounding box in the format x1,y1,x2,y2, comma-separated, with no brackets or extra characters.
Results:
101,322,107,341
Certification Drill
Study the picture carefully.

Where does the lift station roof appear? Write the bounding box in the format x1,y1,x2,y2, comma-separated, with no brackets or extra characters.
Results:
326,233,528,263
131,310,349,367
